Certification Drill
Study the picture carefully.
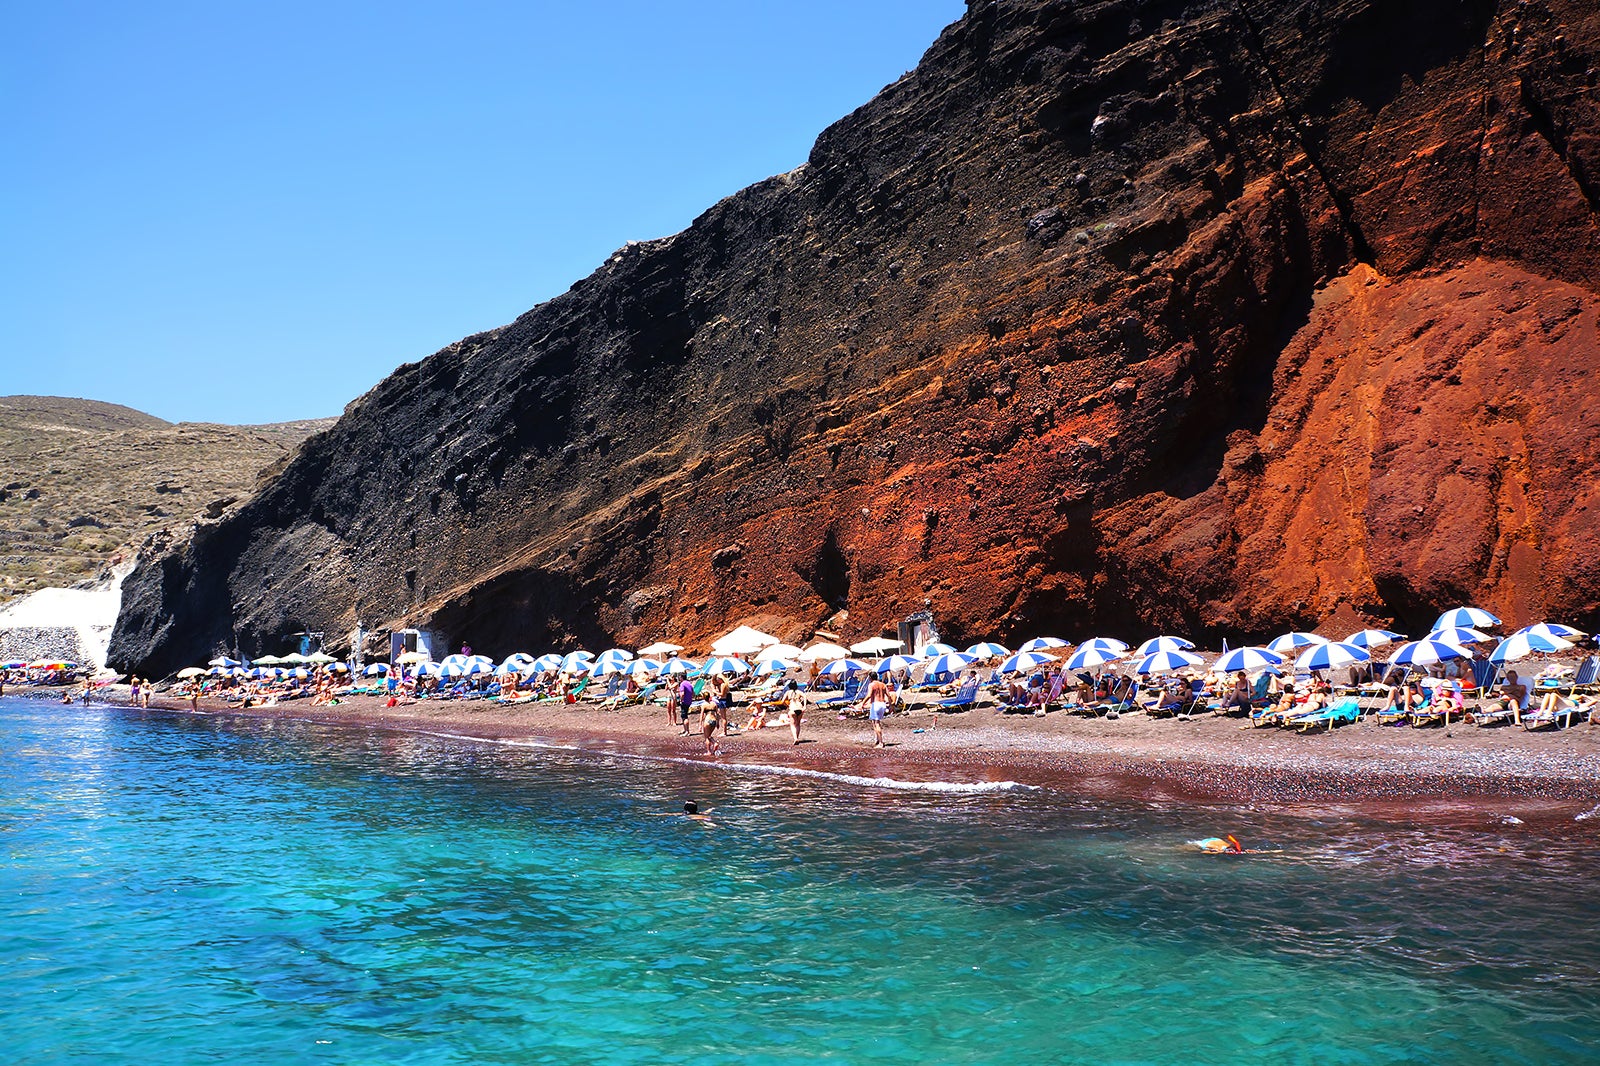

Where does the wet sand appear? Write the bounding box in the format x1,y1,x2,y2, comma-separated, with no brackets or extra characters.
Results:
97,686,1600,815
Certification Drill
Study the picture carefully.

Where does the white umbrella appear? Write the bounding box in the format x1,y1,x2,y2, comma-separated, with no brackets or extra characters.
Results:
850,636,904,655
637,641,684,656
798,642,851,662
755,643,804,663
711,626,780,656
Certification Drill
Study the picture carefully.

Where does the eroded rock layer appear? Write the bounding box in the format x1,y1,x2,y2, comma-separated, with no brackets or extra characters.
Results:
110,0,1600,673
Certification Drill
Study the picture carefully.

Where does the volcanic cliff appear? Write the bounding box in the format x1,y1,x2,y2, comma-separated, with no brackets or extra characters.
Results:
111,0,1600,674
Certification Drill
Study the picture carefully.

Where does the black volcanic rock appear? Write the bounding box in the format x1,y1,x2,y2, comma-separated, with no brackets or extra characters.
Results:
110,0,1600,674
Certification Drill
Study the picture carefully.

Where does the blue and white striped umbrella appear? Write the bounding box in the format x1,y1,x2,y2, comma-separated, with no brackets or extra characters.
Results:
1489,632,1575,664
1079,636,1131,654
1134,649,1204,675
1433,606,1500,632
500,652,535,669
529,653,563,673
1344,629,1403,649
999,650,1057,674
661,657,700,676
964,642,1010,658
363,663,390,676
1514,622,1585,641
1266,632,1328,654
1211,647,1284,674
560,651,594,673
620,658,663,677
756,658,796,676
1390,638,1470,667
702,656,751,676
594,648,635,669
917,642,958,657
414,662,442,676
1136,635,1195,656
875,654,923,675
1065,645,1123,671
922,652,977,676
1426,626,1490,646
1294,641,1371,672
288,667,311,680
1018,637,1070,653
819,658,870,678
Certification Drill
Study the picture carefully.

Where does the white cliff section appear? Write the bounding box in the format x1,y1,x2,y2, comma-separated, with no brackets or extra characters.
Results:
0,560,132,669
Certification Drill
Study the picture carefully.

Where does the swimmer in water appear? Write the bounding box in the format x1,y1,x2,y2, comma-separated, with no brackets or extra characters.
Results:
1193,835,1281,855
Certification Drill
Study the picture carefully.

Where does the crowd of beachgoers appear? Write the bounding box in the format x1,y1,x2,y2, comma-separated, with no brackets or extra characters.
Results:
12,605,1592,752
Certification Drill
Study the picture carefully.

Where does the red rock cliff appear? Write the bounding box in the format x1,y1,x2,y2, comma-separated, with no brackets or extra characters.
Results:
111,0,1600,672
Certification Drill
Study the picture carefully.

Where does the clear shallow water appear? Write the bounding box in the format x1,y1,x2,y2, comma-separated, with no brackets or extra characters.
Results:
2,697,1596,1065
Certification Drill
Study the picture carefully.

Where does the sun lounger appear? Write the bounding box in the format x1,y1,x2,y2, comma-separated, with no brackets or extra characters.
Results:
814,677,863,709
1522,695,1596,730
1287,698,1361,732
939,677,982,712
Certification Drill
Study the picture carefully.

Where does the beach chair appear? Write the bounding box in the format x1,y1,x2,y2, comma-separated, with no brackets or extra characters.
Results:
938,677,982,712
1565,656,1599,694
1288,698,1361,732
814,676,863,709
1522,694,1596,730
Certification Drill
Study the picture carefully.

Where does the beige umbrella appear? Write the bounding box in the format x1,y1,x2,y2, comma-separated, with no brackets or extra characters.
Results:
177,667,204,678
396,650,430,665
306,652,337,665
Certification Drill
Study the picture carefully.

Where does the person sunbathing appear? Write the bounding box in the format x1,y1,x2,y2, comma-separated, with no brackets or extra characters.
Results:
1153,685,1186,714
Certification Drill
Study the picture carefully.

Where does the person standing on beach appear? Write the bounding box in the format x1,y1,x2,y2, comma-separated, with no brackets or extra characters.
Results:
785,681,805,744
675,676,695,736
861,675,892,748
699,694,722,756
710,672,734,734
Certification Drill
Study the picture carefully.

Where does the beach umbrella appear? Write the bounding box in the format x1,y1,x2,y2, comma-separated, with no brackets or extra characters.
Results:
637,640,684,656
702,656,751,676
560,651,594,673
395,650,430,665
1426,626,1491,646
500,652,535,668
288,667,311,680
177,667,204,679
850,636,904,655
964,642,1010,658
253,654,285,665
363,663,390,676
819,658,870,677
916,641,957,657
620,658,663,677
592,649,635,673
281,652,310,664
1294,641,1371,673
999,650,1058,674
1489,632,1575,664
1266,632,1328,654
414,661,442,676
1211,647,1284,674
798,642,851,662
755,643,804,663
306,652,337,665
1389,639,1470,667
1135,649,1204,675
756,657,796,676
1065,645,1123,671
1433,606,1500,632
661,657,700,676
528,653,563,672
921,651,977,676
875,654,923,675
1078,637,1130,655
1136,635,1196,656
208,656,241,668
711,626,780,656
1018,636,1069,653
328,662,349,673
1344,629,1403,649
1514,622,1586,642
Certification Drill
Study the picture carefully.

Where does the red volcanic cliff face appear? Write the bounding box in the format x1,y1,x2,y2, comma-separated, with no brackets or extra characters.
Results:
111,0,1600,672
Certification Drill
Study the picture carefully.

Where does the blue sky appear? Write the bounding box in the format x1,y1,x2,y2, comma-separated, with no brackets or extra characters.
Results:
2,1,963,424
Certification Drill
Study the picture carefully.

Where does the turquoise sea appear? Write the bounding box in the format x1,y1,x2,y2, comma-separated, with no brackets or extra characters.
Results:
2,695,1597,1064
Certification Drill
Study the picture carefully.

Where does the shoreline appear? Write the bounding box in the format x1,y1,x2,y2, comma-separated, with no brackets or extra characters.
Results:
30,686,1599,818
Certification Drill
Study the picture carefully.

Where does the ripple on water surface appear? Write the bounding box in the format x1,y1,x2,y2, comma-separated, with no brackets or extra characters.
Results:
1,697,1596,1065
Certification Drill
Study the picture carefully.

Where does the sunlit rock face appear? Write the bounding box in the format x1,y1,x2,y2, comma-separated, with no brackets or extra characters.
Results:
111,0,1600,675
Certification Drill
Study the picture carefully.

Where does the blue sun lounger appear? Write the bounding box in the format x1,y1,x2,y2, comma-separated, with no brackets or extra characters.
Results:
938,677,982,711
1287,698,1361,732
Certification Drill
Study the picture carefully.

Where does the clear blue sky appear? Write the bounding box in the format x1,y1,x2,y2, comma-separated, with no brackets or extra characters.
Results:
2,1,963,425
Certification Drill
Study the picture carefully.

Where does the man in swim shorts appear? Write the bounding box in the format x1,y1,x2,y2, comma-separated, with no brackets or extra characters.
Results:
862,676,892,748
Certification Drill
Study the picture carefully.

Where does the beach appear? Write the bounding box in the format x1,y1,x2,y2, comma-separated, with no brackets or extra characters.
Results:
93,685,1600,814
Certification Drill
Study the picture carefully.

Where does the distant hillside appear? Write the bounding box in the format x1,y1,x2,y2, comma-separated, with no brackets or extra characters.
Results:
0,396,335,601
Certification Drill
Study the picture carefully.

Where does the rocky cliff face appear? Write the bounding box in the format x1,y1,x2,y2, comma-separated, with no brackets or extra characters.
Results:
110,0,1600,674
